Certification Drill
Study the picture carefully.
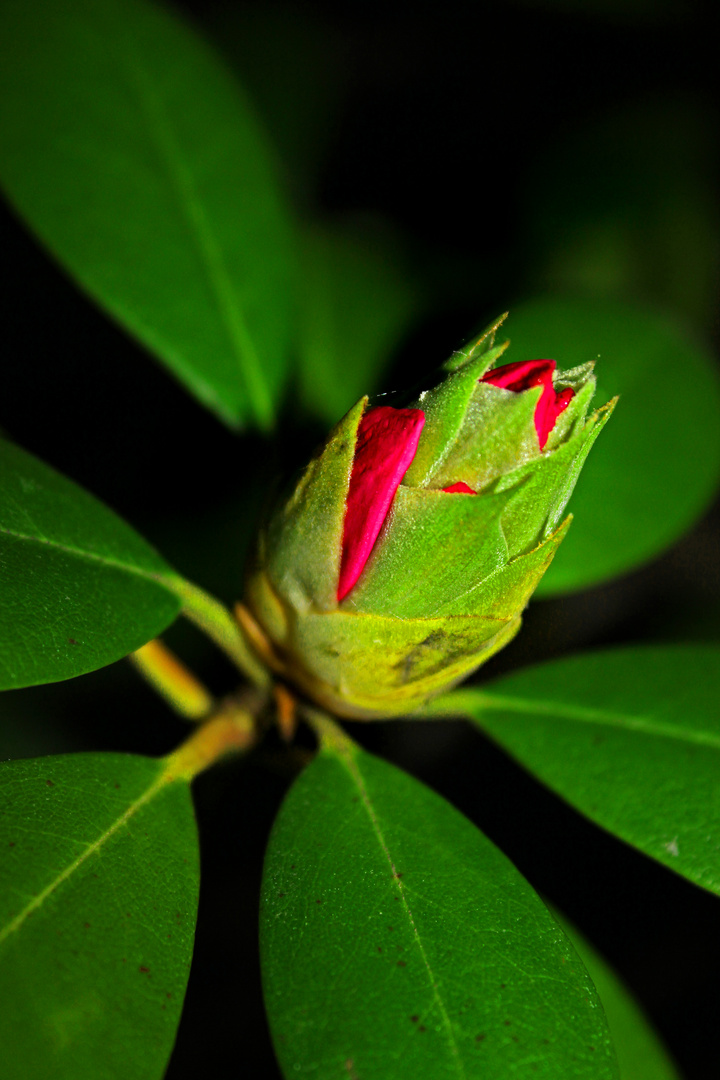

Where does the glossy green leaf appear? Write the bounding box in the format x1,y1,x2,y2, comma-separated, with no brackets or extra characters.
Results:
0,0,293,429
297,219,420,424
427,645,720,896
502,298,720,595
0,439,182,689
0,751,199,1080
552,909,680,1080
261,738,617,1079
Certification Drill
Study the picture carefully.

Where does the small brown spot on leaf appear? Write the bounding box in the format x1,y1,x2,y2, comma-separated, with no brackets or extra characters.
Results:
278,893,285,898
397,960,406,967
166,993,172,999
68,638,77,645
500,983,506,990
139,966,150,975
316,898,323,904
377,947,383,953
503,1020,511,1027
388,926,394,932
418,1025,426,1033
83,922,90,929
475,1033,486,1042
114,783,120,789
410,1015,418,1023
8,841,15,847
45,780,54,787
511,1035,519,1043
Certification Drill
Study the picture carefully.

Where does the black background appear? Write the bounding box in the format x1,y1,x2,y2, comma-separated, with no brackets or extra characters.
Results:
2,0,720,1076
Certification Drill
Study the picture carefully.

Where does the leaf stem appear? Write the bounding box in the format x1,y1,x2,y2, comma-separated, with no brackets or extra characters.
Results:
168,576,271,688
129,639,215,720
163,701,259,782
301,705,356,756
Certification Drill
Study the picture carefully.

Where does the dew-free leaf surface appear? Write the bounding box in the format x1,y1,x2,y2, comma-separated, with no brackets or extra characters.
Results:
0,0,293,429
297,220,419,424
0,439,181,689
552,909,680,1080
503,298,720,595
261,741,617,1079
428,645,720,896
0,752,199,1080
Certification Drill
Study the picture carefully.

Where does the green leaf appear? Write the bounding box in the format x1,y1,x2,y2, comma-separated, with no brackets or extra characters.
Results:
260,739,617,1079
551,909,680,1080
427,645,720,896
0,439,182,689
0,0,293,429
297,218,420,424
0,751,199,1080
502,298,720,595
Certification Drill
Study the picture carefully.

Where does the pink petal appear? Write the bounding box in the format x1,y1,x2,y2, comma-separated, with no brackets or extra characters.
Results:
442,481,477,494
338,406,425,601
481,359,574,449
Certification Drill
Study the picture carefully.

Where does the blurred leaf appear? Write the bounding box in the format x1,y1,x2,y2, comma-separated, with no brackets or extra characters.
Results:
427,645,720,896
206,6,350,204
0,752,199,1080
524,99,719,328
0,0,293,429
0,439,182,689
503,298,720,595
297,218,420,424
261,741,617,1079
552,909,680,1080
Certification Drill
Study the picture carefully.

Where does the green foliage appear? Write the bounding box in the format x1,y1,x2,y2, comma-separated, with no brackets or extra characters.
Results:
0,752,199,1080
296,218,420,424
261,740,617,1080
0,0,293,429
428,645,720,895
504,298,720,596
0,439,181,689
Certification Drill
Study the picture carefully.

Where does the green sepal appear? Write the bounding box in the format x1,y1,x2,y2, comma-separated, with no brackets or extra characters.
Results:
403,340,510,487
345,485,516,618
285,609,522,718
249,519,568,718
428,381,541,491
264,397,365,612
493,398,616,553
441,311,509,373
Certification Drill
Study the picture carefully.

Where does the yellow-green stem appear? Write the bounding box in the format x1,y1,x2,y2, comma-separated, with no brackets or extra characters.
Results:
163,702,257,783
169,576,271,689
130,639,215,720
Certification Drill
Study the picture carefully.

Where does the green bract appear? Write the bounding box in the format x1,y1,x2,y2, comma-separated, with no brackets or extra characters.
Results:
243,317,615,718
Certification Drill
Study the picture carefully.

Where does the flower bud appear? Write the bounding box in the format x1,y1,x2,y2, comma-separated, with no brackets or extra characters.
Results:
242,315,615,718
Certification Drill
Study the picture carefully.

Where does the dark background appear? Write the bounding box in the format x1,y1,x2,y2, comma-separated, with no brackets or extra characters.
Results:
2,0,720,1076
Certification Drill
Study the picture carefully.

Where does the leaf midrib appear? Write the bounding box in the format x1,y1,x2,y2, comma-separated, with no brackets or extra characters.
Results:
335,747,468,1080
0,523,177,593
104,1,271,426
0,765,175,948
439,689,720,751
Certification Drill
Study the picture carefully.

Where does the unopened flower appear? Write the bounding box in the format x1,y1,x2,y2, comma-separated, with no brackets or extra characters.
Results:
241,315,615,717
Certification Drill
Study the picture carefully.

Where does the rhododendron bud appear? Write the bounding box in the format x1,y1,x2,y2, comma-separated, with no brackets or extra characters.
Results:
242,314,615,718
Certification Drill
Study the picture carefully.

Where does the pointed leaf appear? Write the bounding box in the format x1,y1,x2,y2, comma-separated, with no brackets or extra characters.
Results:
261,741,617,1079
297,220,420,424
0,752,199,1080
0,0,293,429
503,298,720,595
0,439,182,689
428,645,720,896
552,910,680,1080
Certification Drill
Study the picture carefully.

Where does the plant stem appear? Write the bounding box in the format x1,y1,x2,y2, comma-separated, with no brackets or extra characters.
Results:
301,705,356,755
130,639,215,720
168,575,271,689
163,701,258,782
